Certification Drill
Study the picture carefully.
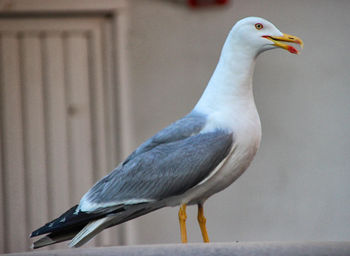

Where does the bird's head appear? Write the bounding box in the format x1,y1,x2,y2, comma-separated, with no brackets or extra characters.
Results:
230,17,303,55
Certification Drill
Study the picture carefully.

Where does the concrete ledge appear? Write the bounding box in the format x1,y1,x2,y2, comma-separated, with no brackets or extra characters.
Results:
6,242,350,256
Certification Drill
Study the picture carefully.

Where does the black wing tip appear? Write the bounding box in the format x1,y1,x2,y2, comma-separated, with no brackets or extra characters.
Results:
30,225,52,238
30,205,79,238
29,204,119,239
30,226,48,238
30,229,45,238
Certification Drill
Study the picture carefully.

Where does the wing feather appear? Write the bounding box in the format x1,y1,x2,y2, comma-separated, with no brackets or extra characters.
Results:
79,112,234,212
122,111,207,165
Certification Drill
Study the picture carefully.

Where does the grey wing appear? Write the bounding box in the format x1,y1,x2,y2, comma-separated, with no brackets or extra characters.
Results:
122,111,207,165
79,111,234,212
80,130,234,212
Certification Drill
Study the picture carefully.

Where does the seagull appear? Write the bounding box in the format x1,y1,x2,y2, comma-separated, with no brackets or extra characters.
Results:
30,17,303,249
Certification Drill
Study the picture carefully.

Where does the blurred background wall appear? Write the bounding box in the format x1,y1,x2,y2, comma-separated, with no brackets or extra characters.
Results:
126,0,350,245
1,0,350,253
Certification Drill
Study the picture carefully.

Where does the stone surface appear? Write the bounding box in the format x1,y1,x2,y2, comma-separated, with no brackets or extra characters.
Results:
5,242,350,256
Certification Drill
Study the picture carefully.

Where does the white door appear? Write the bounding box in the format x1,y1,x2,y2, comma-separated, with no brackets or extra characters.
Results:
0,16,122,253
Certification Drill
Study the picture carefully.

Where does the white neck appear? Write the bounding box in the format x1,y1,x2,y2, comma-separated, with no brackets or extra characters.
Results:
194,30,259,115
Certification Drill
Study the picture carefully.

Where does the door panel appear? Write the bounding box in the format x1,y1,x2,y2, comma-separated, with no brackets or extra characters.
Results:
0,33,28,253
0,17,120,253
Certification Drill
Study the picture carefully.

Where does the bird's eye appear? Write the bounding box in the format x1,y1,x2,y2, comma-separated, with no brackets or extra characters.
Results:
255,23,263,30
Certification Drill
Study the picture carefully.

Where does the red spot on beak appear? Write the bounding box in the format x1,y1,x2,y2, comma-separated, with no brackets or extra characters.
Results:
288,45,298,54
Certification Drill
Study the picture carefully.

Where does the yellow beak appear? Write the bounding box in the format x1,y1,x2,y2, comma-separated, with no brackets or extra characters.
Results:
263,33,304,54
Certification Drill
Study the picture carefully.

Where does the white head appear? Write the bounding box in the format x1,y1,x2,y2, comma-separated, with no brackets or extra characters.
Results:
228,17,303,56
194,17,303,116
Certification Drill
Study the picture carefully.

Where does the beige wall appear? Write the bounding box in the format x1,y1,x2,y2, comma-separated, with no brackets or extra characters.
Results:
1,0,349,252
125,0,350,244
0,2,127,253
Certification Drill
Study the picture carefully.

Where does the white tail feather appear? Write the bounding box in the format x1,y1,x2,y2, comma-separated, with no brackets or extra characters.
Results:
69,215,115,248
32,232,76,249
32,236,54,249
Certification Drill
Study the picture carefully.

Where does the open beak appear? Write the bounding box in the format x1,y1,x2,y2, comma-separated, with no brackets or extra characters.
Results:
263,33,304,54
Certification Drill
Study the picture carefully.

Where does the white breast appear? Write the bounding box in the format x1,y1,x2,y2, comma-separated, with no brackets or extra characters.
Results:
166,36,263,206
167,100,262,206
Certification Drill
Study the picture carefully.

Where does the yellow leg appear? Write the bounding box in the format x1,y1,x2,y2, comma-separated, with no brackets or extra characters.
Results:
197,204,210,243
178,204,188,243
